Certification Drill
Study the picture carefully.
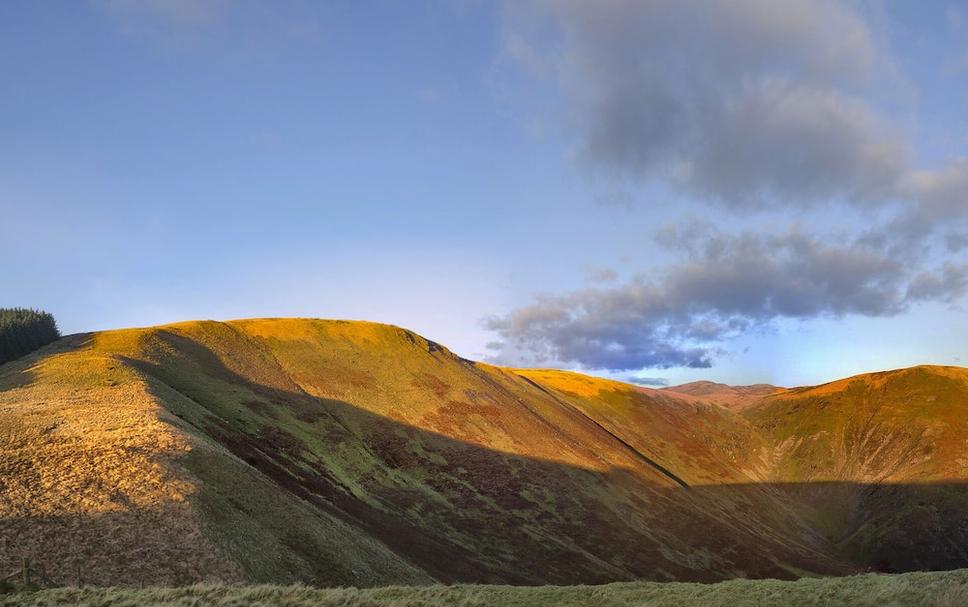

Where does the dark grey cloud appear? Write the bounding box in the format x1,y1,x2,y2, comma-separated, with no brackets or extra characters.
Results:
486,226,932,371
506,0,906,208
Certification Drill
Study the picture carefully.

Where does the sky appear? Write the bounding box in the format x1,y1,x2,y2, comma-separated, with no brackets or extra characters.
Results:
3,0,968,388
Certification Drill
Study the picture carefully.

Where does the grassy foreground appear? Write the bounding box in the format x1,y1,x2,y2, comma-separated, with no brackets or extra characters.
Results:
2,570,967,607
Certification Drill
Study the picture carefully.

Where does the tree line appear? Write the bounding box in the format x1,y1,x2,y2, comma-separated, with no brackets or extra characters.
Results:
0,308,61,365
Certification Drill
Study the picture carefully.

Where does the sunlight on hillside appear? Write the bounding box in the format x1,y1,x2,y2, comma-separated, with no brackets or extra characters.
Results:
3,319,966,590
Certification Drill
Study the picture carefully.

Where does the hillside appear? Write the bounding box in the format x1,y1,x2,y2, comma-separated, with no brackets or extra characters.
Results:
742,367,968,572
1,319,966,586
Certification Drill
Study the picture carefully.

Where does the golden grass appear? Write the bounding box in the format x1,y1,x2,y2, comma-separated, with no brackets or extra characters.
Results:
0,340,240,585
1,323,434,587
513,368,641,398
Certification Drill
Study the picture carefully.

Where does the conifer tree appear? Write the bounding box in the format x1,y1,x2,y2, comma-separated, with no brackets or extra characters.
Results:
0,308,61,365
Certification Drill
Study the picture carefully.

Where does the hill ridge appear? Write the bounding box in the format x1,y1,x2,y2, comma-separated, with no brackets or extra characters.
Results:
2,317,966,586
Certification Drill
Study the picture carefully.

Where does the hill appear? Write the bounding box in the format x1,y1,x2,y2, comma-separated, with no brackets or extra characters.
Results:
661,381,783,409
1,318,966,586
742,367,968,572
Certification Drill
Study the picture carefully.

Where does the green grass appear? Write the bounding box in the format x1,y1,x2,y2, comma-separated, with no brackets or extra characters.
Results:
1,570,967,607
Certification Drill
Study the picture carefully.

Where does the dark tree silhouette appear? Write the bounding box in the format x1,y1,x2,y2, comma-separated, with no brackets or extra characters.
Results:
0,308,60,365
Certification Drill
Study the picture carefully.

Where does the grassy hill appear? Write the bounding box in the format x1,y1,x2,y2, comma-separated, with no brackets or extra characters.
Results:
661,380,783,409
1,318,966,587
742,367,968,571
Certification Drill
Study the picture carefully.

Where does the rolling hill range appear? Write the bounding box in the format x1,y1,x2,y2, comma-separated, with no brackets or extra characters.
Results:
660,381,784,410
1,318,966,587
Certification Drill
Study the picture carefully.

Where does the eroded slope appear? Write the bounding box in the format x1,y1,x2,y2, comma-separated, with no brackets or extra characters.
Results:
743,367,968,571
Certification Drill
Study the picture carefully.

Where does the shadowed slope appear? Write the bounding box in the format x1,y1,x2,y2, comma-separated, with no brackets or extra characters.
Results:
742,366,968,571
1,319,967,585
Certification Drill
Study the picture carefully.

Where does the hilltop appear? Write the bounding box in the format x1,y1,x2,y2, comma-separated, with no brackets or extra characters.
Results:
1,318,966,586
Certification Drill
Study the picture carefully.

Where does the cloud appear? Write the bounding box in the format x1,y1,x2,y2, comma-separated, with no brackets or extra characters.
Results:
487,0,968,372
486,225,921,371
905,263,968,304
899,159,968,246
585,267,618,283
502,0,967,229
686,81,906,206
504,0,910,208
625,376,669,387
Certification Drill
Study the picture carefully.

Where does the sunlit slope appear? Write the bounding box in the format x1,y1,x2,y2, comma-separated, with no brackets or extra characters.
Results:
0,332,434,587
745,366,968,482
513,369,771,484
743,366,968,571
2,319,966,586
0,336,240,586
99,318,844,583
1,319,843,586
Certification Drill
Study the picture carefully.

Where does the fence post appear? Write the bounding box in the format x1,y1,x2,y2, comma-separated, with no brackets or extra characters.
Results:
22,557,30,586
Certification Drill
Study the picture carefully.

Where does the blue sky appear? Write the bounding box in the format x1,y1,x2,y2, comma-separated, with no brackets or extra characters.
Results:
3,1,968,388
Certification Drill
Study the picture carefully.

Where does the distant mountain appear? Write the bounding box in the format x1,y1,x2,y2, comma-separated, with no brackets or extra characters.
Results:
1,319,966,586
661,380,784,409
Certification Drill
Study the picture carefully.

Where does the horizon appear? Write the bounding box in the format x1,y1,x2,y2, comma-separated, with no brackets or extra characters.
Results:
49,313,968,391
4,1,968,389
6,304,968,590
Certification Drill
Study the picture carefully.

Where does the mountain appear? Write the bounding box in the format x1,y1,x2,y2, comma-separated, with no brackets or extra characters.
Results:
1,319,965,586
661,381,784,409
